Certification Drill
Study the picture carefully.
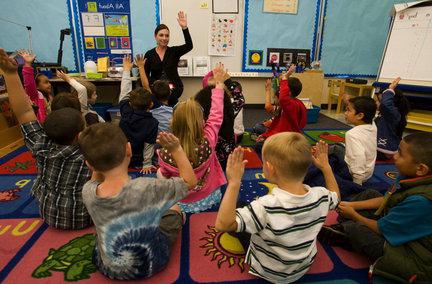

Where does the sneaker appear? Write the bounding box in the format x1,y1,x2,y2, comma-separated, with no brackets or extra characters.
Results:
318,224,352,250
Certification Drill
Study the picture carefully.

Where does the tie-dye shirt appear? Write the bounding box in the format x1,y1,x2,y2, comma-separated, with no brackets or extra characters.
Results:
82,176,188,280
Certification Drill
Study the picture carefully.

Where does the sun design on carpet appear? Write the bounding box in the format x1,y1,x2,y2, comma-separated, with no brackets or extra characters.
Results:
0,188,21,202
200,226,247,272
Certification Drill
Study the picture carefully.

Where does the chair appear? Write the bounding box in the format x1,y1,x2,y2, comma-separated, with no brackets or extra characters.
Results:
327,79,342,112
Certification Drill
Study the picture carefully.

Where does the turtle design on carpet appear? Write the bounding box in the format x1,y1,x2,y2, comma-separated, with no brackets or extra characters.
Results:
32,234,97,281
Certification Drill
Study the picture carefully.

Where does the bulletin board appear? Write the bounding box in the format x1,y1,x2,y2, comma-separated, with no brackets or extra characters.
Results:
242,0,320,72
319,0,407,77
70,0,134,68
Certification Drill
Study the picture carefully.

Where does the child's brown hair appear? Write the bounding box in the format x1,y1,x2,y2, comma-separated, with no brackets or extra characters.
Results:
78,123,128,172
71,80,96,99
129,87,152,110
403,132,432,171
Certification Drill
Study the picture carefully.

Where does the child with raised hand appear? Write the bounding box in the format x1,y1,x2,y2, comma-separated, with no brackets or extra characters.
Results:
135,53,173,134
215,135,340,283
157,63,227,213
119,54,159,174
0,48,91,229
375,77,410,160
19,50,50,122
79,123,197,280
56,70,104,125
198,68,245,169
259,65,307,141
319,132,432,282
252,78,281,137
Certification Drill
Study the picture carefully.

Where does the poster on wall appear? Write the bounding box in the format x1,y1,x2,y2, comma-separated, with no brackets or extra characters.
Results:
209,14,237,56
266,48,310,68
75,0,133,67
263,0,298,14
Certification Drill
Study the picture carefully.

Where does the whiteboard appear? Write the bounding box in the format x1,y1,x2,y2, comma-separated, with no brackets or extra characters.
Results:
159,0,245,73
378,4,432,86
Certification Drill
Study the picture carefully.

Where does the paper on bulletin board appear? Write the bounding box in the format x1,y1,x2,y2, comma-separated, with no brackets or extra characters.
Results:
193,56,210,76
209,14,237,56
105,15,130,36
178,56,192,76
263,0,298,14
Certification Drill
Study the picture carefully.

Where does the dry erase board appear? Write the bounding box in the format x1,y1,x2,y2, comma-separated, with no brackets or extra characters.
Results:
378,3,432,87
159,0,245,73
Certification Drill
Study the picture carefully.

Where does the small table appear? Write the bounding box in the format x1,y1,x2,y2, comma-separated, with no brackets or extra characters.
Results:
336,82,374,113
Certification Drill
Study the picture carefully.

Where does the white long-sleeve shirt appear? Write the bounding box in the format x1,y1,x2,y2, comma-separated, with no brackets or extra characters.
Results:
344,123,377,185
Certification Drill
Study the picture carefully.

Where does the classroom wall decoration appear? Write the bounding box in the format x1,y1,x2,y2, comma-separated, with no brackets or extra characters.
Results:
266,48,310,68
209,14,238,56
243,0,319,72
319,0,407,77
263,0,299,14
72,0,134,67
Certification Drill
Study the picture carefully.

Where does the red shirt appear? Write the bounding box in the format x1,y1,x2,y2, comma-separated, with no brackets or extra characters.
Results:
261,79,307,138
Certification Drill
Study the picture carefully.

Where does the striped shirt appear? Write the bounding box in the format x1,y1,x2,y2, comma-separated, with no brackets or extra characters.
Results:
21,121,92,230
236,185,339,283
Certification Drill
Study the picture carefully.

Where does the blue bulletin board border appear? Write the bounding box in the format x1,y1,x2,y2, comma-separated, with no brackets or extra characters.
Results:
66,0,80,72
242,0,322,73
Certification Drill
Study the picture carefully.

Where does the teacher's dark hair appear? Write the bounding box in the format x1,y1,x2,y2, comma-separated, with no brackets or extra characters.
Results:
154,24,169,35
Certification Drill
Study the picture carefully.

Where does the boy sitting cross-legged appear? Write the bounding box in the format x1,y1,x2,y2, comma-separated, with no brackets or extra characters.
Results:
79,123,197,280
215,133,340,283
319,132,432,282
0,48,91,230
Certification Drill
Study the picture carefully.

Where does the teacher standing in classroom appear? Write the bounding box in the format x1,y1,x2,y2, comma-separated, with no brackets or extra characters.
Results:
144,11,193,106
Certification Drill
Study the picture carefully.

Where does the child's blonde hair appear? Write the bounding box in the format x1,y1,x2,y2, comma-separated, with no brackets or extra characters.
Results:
262,132,312,181
171,99,204,165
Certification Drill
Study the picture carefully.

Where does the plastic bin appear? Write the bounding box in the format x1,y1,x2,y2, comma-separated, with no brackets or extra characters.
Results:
92,103,112,121
307,105,321,124
107,107,121,125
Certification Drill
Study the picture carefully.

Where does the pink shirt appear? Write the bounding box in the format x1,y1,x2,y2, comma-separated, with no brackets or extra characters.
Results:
23,66,47,122
157,88,227,203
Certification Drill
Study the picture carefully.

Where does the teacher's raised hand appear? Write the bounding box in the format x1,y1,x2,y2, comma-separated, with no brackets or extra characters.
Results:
177,11,188,29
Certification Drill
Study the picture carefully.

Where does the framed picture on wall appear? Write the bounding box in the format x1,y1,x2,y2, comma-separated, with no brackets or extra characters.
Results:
213,0,239,14
248,50,263,65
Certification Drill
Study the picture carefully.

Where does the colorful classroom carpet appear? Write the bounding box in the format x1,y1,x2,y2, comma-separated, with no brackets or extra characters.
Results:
0,140,395,283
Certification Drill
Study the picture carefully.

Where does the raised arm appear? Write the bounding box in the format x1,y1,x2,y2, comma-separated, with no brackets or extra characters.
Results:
264,79,274,113
215,147,247,232
135,54,150,91
56,70,88,108
203,63,226,146
158,132,197,189
0,49,37,124
119,55,133,102
277,65,296,108
174,11,193,56
19,51,38,102
312,140,341,201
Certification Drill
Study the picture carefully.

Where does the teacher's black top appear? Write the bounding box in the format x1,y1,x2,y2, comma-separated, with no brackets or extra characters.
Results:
144,28,193,105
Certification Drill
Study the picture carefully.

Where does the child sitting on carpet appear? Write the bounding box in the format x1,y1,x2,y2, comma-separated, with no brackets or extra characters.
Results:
252,78,280,136
215,133,341,283
157,63,227,213
199,69,245,169
79,123,197,280
56,70,105,125
339,96,377,185
375,77,410,160
119,55,159,174
0,48,92,230
258,65,307,142
319,132,432,282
